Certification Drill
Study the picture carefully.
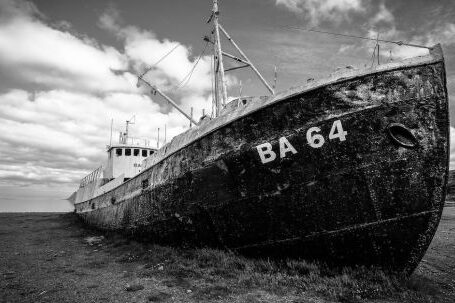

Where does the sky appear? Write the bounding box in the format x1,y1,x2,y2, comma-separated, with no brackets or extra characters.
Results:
0,0,454,212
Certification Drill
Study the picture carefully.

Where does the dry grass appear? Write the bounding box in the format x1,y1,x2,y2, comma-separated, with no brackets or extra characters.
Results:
95,229,442,303
1,212,451,303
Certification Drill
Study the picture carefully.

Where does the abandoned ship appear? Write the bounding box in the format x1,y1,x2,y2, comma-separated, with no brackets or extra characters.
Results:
73,0,449,273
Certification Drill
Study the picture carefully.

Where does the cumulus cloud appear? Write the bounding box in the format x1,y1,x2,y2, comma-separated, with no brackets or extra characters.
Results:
364,21,455,61
0,0,136,94
275,0,394,28
0,0,453,211
275,0,364,25
0,0,217,190
99,8,213,94
370,2,394,26
274,0,452,61
97,7,218,120
0,89,165,185
358,1,455,61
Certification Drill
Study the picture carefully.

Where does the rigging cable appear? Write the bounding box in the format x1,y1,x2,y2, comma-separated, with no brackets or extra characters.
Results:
139,43,181,79
219,14,431,50
176,41,210,89
277,25,432,49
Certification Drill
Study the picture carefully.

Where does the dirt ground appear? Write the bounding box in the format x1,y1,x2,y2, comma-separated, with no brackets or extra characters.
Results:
413,204,455,299
1,206,454,303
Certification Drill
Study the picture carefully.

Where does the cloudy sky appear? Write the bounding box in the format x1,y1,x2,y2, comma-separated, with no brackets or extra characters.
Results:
0,0,454,212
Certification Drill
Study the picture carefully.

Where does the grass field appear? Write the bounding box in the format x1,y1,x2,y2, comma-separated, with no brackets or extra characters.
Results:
1,207,454,303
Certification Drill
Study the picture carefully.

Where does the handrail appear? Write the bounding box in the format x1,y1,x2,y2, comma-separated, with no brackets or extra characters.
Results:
80,166,103,187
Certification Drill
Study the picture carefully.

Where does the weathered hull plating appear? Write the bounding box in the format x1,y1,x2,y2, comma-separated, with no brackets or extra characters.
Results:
76,46,449,272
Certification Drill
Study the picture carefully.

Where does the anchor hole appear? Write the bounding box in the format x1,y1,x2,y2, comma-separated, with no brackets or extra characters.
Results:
387,123,418,148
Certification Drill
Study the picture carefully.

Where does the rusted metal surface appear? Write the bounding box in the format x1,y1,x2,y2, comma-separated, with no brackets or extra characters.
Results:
75,45,449,273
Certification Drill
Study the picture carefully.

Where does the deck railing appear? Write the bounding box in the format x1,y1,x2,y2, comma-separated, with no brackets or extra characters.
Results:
79,166,103,187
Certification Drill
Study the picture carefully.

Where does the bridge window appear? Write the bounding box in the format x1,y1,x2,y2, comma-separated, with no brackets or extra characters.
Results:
149,150,154,156
116,148,122,156
125,148,131,156
142,150,147,157
134,149,139,156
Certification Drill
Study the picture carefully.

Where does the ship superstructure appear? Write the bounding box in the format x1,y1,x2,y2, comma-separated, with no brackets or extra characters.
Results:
74,120,156,205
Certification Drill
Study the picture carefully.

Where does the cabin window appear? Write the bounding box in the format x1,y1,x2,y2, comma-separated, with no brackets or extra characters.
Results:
125,148,131,156
116,148,122,156
134,149,139,156
142,150,147,157
149,150,154,156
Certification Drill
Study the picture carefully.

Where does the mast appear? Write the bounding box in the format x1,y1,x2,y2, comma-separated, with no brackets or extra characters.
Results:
208,0,275,117
109,118,113,147
125,121,129,141
124,115,135,144
212,0,228,113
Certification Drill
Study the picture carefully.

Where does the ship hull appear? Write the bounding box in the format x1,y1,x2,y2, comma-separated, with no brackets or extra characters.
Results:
76,48,449,273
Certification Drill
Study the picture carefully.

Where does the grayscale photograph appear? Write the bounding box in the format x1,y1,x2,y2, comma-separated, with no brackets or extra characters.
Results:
0,0,454,302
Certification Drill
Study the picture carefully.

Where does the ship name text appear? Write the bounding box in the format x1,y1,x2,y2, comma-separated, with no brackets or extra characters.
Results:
256,119,347,164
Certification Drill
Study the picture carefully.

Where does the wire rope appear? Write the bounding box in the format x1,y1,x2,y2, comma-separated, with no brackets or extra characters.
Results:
139,43,181,79
175,41,210,90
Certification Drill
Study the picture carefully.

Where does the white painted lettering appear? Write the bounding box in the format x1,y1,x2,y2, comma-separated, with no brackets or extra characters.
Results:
256,142,276,164
256,120,347,165
307,127,325,148
279,136,297,158
329,119,347,141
